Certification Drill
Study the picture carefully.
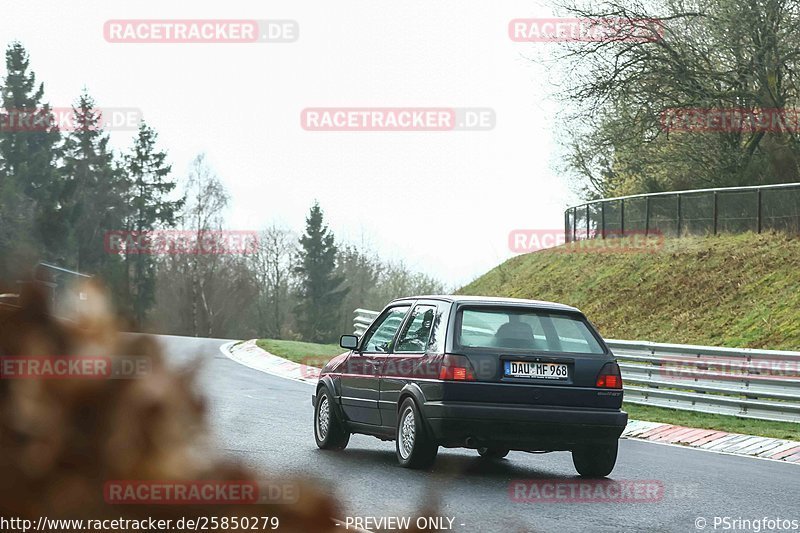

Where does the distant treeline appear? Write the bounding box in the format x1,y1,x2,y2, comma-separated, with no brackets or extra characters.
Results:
0,42,443,342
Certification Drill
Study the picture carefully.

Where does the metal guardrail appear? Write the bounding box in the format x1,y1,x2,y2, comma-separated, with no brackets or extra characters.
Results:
609,339,800,423
31,262,92,315
353,308,800,423
353,308,379,336
565,182,800,242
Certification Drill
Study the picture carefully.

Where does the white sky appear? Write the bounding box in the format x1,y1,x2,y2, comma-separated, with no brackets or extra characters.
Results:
2,0,580,288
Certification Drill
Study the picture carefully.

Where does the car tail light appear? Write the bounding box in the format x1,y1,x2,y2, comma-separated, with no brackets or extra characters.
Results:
596,362,623,389
438,354,476,381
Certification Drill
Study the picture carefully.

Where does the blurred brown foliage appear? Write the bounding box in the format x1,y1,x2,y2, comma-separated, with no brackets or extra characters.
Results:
0,281,338,532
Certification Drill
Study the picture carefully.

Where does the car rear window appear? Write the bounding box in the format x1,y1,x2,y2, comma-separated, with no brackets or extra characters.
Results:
456,307,605,354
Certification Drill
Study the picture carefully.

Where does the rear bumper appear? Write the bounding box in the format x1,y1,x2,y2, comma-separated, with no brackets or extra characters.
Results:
422,401,627,451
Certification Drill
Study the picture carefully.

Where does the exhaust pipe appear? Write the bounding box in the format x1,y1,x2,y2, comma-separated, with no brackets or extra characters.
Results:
465,437,478,448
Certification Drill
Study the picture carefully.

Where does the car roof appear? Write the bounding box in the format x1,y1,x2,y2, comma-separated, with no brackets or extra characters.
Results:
389,294,580,313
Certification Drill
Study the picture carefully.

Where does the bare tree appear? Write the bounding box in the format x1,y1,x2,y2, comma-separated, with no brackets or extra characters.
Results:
554,0,800,196
249,224,296,338
182,153,229,336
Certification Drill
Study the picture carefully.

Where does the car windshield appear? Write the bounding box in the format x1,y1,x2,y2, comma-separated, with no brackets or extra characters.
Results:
457,307,605,354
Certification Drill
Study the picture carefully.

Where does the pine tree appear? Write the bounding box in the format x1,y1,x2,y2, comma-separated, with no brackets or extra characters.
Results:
294,202,348,342
0,42,63,272
123,121,183,327
61,91,127,274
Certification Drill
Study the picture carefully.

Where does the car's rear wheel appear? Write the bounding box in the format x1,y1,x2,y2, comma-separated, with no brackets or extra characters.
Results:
572,440,618,477
477,447,510,459
314,387,350,450
396,398,438,469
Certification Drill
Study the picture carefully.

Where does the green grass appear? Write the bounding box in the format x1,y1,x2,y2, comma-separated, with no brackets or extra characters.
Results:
256,338,344,366
459,232,800,350
624,403,800,441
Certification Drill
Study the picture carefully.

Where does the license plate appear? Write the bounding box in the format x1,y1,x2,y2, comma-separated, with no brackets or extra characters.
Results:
504,361,569,380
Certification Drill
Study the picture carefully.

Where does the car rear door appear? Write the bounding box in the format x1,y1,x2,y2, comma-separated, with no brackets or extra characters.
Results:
339,304,411,425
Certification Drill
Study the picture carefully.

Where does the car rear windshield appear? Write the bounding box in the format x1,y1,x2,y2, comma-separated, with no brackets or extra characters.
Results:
456,307,605,354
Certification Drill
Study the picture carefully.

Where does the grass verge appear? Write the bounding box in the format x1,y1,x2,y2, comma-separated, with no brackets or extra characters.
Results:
255,338,344,366
624,402,800,441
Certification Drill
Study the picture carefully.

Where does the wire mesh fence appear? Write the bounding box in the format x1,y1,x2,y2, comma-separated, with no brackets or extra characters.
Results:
565,183,800,242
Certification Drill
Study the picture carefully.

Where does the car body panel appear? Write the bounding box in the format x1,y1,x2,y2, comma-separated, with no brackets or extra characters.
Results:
315,295,628,452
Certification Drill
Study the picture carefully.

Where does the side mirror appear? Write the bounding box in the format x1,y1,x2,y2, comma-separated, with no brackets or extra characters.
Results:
340,335,359,350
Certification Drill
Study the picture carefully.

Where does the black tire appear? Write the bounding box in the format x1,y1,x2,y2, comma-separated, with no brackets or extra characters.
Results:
572,440,618,478
395,398,438,469
314,387,350,450
477,447,510,459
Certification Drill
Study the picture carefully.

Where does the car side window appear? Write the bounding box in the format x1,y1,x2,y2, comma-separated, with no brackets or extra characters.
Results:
395,305,437,353
360,306,410,353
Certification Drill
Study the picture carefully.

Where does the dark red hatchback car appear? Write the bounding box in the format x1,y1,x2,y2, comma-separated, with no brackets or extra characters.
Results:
312,295,627,476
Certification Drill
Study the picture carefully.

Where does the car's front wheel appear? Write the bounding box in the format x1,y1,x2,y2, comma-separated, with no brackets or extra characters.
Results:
314,387,350,450
572,440,618,477
396,398,438,469
477,447,510,459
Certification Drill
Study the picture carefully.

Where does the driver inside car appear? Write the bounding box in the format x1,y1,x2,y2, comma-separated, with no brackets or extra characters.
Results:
494,313,535,349
398,309,435,351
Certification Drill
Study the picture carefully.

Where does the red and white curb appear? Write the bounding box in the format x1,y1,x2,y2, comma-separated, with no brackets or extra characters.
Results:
623,420,800,464
222,341,800,465
221,339,325,385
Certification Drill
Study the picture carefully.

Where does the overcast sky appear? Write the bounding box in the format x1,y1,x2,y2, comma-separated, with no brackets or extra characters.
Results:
3,0,579,288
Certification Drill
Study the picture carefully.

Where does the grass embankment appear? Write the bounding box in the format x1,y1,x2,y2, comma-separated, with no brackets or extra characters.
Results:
459,232,800,349
255,338,344,365
459,232,800,439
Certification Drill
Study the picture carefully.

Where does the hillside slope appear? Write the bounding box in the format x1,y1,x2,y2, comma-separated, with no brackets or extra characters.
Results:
459,232,800,350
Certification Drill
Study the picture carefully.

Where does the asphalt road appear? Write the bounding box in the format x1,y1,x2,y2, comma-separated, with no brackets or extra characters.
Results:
154,334,799,533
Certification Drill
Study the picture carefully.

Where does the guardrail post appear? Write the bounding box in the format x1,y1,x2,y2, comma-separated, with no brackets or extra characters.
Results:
572,207,577,242
601,202,606,239
757,188,762,233
586,204,590,239
713,191,718,235
676,194,682,237
620,199,625,237
645,196,650,237
564,210,570,243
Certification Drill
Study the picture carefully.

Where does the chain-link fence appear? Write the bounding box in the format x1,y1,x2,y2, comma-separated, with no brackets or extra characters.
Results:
565,183,800,242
